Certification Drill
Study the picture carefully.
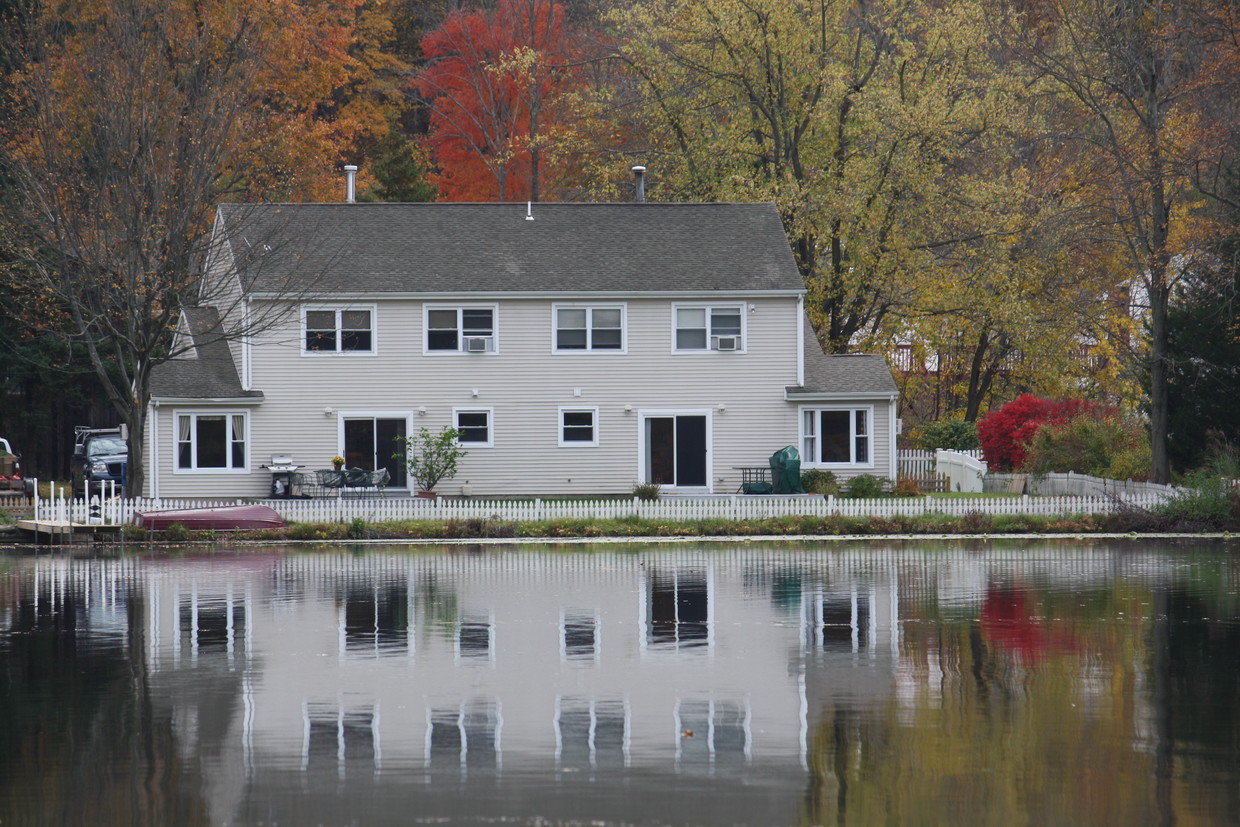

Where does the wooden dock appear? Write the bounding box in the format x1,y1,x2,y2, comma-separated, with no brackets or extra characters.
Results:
15,519,124,542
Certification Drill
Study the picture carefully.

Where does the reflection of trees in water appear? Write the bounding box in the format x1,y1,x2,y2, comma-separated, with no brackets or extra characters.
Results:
800,576,1240,826
0,576,209,825
416,574,460,644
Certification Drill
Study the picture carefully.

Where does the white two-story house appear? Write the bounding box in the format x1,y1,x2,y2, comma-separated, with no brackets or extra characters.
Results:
146,201,897,498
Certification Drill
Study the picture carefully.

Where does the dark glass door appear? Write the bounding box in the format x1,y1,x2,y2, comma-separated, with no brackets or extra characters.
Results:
343,418,407,487
646,415,707,487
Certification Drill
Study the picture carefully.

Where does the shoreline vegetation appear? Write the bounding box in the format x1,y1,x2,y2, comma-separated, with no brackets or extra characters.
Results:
3,508,1232,547
3,476,1235,544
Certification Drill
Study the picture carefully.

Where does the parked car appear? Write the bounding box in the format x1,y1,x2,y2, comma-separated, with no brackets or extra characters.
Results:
0,437,25,496
72,427,128,495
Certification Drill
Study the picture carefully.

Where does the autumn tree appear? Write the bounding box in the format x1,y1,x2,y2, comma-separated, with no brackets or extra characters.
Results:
996,0,1240,482
613,0,1058,357
416,0,584,201
0,0,373,494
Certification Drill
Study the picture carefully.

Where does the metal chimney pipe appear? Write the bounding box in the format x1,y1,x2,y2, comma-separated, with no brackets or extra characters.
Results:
343,164,358,203
632,165,646,203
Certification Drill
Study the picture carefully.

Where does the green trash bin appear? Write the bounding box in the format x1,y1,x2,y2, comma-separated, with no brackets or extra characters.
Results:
769,445,804,494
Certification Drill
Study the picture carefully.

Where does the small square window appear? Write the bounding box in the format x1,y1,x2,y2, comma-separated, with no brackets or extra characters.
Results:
559,408,598,446
455,409,493,447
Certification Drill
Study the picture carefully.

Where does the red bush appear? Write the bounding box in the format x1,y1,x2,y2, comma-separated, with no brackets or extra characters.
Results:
978,395,1110,470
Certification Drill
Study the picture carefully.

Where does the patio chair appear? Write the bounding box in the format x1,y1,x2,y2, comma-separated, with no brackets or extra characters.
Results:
314,468,346,498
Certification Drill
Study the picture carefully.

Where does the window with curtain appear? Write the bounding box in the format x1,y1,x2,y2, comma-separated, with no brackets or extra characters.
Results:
800,407,871,466
176,412,248,470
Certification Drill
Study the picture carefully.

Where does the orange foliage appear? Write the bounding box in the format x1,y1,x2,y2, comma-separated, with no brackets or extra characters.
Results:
416,0,583,202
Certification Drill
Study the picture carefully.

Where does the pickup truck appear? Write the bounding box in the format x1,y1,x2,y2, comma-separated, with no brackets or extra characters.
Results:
72,427,128,495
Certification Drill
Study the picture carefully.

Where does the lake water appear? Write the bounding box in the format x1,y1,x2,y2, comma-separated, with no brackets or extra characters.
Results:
1,538,1238,826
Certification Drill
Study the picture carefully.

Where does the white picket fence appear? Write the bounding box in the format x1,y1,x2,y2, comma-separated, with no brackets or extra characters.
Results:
897,449,984,478
33,489,1172,528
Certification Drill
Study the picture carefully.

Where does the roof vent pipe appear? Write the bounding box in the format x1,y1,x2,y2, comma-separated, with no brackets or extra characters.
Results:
632,165,646,203
343,164,358,203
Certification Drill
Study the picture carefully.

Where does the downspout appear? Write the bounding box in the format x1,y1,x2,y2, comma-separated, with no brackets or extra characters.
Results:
150,400,160,499
796,296,805,387
242,297,253,390
888,396,897,480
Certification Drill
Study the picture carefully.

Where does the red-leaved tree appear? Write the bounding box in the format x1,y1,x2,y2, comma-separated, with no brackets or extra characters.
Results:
977,395,1106,471
415,0,582,202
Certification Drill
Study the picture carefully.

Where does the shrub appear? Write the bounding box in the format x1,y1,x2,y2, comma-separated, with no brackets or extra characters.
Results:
1022,413,1151,480
347,517,368,539
632,482,661,501
911,419,980,451
164,522,189,541
1155,440,1240,528
800,469,838,495
843,474,888,498
393,426,467,492
893,477,922,497
977,395,1112,470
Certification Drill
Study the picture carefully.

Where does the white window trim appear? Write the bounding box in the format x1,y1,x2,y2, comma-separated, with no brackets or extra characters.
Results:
635,408,714,493
172,410,250,473
798,405,875,468
300,304,378,356
424,304,500,355
558,406,600,447
336,411,416,478
670,303,747,353
551,303,628,354
453,407,495,448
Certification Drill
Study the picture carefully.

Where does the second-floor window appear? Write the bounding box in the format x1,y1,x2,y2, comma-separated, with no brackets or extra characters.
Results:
674,306,743,351
554,306,623,351
304,308,373,352
427,307,496,352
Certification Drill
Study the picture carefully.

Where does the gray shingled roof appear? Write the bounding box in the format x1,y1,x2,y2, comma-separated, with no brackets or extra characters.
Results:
150,307,262,400
218,202,805,295
791,316,897,397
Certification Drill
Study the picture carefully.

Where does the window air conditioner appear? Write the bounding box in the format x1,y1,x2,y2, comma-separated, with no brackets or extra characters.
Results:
464,336,492,352
712,335,740,351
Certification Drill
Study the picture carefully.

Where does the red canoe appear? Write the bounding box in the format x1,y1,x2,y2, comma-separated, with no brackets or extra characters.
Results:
133,504,286,531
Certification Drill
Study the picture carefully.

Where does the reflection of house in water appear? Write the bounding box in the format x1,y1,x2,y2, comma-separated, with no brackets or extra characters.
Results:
121,550,914,821
24,548,1136,823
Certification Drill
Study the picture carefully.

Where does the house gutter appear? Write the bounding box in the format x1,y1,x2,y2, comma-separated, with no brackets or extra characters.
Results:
784,390,899,403
150,396,265,406
244,289,808,302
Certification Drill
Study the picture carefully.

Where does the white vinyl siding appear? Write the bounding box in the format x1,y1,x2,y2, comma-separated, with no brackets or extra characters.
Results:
148,296,892,498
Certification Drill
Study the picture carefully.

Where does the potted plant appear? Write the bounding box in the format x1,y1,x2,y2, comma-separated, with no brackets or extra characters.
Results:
331,455,345,471
393,426,467,498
